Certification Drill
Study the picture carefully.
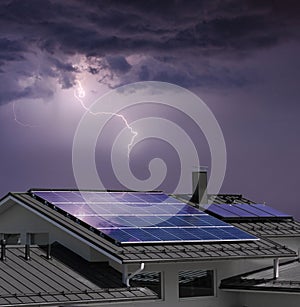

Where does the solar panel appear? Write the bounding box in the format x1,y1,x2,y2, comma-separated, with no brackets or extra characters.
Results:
219,205,262,218
251,204,292,218
31,190,258,244
33,191,184,204
234,204,273,217
204,204,239,218
205,203,292,220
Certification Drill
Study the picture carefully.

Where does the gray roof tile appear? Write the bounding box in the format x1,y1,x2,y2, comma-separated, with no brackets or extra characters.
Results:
232,221,300,237
0,244,158,306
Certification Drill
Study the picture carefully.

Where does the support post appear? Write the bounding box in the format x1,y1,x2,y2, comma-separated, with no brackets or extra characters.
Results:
122,264,128,285
46,243,51,260
1,239,6,262
25,233,31,260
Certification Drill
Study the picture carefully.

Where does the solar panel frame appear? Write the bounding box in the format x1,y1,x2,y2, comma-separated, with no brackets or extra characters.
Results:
31,190,258,245
97,226,257,244
204,202,292,220
251,204,292,218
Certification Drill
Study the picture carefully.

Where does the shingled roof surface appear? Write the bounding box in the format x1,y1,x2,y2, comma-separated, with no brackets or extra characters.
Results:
0,243,157,306
220,259,300,293
231,220,300,237
6,193,297,264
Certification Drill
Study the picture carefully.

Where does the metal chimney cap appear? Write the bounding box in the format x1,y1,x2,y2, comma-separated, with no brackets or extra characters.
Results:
192,166,208,172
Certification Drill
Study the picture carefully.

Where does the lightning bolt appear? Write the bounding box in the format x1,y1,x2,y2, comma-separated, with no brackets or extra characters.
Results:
13,101,38,127
74,80,137,156
13,71,41,128
12,78,138,156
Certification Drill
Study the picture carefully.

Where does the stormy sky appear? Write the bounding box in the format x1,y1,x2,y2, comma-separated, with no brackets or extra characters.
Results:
0,0,300,217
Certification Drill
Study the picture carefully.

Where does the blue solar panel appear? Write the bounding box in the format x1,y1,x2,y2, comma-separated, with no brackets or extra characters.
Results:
68,214,229,229
34,191,84,203
33,192,68,203
53,203,207,216
80,216,113,228
32,190,258,244
183,228,218,240
176,205,206,215
201,215,229,226
223,205,254,217
34,191,184,204
203,227,236,240
101,228,141,243
204,204,239,218
98,227,257,243
234,204,272,217
205,203,292,220
251,204,291,218
110,193,142,202
223,227,256,239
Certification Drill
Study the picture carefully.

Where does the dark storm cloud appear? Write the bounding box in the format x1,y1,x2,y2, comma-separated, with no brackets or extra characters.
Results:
0,85,53,105
0,38,26,67
0,0,299,103
114,56,252,90
106,56,131,73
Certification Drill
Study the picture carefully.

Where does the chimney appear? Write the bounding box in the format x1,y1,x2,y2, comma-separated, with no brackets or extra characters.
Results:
191,170,208,205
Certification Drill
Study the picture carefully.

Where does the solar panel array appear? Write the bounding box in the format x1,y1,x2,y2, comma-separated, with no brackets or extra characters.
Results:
204,203,292,220
31,190,257,245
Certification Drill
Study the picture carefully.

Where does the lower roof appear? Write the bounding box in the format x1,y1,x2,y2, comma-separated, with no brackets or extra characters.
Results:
0,243,157,306
220,259,300,293
118,239,295,262
231,220,300,237
5,193,297,263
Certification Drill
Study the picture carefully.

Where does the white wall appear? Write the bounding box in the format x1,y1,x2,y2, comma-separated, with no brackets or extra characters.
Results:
235,291,300,307
119,257,276,307
0,201,108,261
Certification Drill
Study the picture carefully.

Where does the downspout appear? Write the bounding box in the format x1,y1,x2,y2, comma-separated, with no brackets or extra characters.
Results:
126,262,145,287
273,258,279,279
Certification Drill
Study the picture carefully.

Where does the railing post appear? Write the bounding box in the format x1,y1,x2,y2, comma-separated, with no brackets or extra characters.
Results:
1,239,6,261
25,233,31,260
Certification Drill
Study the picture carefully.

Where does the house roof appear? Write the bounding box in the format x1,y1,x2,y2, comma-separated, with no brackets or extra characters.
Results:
220,259,300,293
2,192,296,264
0,243,157,306
176,194,300,238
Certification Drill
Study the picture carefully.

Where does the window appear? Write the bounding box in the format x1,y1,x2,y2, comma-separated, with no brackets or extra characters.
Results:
179,269,214,298
130,271,162,298
1,233,21,245
30,233,49,245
